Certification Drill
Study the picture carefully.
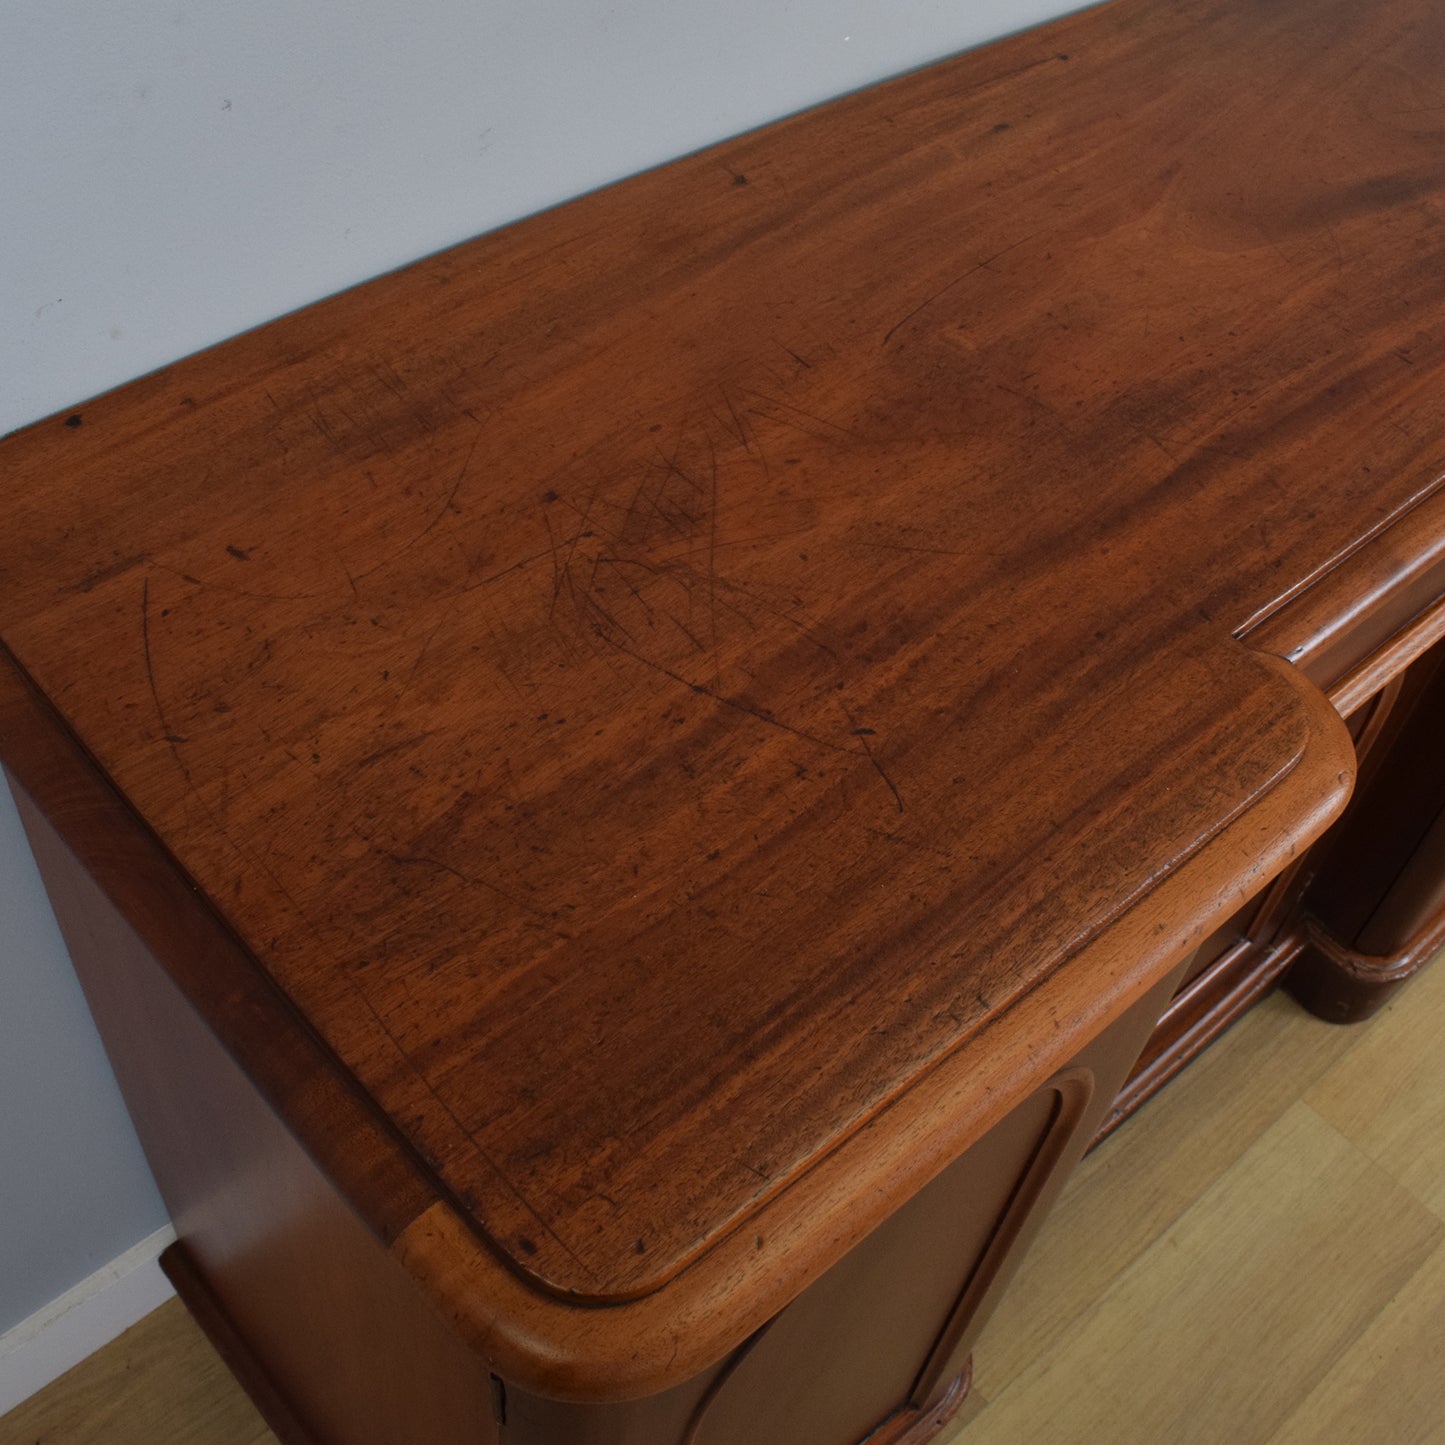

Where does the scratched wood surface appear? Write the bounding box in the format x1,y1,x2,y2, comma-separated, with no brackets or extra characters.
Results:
12,958,1445,1444
1,0,1443,1305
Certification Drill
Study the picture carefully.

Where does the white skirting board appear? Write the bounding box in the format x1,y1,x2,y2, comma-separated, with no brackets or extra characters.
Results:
0,1224,177,1417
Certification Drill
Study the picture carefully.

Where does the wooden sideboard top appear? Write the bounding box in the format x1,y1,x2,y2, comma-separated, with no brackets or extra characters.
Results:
1,0,1442,1393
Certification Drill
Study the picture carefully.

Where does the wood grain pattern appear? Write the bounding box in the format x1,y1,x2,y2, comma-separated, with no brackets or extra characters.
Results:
17,962,1445,1445
8,782,501,1445
0,1299,275,1445
957,1103,1444,1444
973,988,1367,1399
0,631,1350,1404
945,960,1445,1442
1291,636,1445,1019
1307,964,1445,1221
1264,1238,1445,1445
0,0,1439,1399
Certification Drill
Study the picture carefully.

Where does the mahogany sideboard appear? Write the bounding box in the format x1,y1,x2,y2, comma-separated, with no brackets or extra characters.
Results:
4,0,1445,1440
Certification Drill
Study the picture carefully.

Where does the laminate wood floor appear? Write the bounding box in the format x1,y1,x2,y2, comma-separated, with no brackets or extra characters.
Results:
6,958,1445,1445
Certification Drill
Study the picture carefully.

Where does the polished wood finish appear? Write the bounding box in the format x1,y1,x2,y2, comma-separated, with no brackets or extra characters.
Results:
12,970,1445,1445
10,752,1178,1443
960,961,1445,1443
968,1094,1445,1442
158,1248,317,1445
0,628,1344,1424
9,786,500,1445
858,1368,970,1445
3,0,1445,1433
1101,658,1437,1134
1289,637,1445,1021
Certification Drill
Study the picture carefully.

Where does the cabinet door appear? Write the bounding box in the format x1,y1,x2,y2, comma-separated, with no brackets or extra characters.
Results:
1291,634,1445,1021
685,1084,1063,1445
679,976,1177,1445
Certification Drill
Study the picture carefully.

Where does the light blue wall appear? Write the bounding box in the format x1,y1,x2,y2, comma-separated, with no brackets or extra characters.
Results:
0,776,169,1334
0,0,1083,1335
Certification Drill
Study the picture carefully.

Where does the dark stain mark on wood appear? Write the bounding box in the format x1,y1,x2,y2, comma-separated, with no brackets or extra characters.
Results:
842,706,904,813
61,553,150,596
139,577,188,747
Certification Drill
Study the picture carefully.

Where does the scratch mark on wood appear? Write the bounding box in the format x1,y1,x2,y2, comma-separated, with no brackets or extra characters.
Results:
599,630,856,758
545,510,565,615
659,449,706,496
669,614,707,652
594,556,658,627
385,850,552,920
369,362,409,400
881,230,1042,347
140,577,188,746
355,733,436,770
456,540,562,595
707,432,721,688
842,702,904,812
715,391,747,449
863,825,952,859
344,980,593,1276
307,388,341,446
60,552,151,596
152,561,318,604
575,576,642,648
404,620,448,687
741,388,863,442
557,474,607,594
715,386,772,486
416,430,481,544
351,426,483,585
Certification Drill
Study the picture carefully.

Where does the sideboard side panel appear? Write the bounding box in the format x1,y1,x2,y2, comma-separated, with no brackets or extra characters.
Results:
11,780,500,1445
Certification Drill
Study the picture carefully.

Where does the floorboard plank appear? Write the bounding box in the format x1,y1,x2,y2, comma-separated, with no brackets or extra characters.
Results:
951,1103,1443,1444
1307,958,1445,1221
971,988,1364,1396
1266,1238,1445,1445
0,1299,275,1445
